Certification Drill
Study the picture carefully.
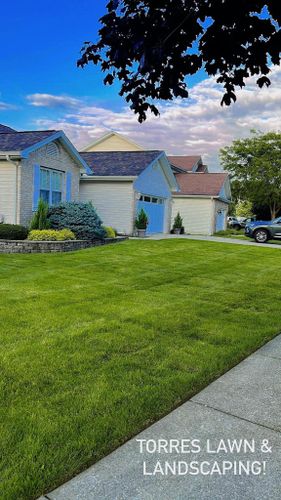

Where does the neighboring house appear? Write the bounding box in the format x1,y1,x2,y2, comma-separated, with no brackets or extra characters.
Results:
0,124,88,226
83,131,144,152
168,155,208,173
172,173,231,234
79,150,178,234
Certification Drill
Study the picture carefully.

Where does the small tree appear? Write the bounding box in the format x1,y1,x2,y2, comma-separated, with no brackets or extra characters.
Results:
48,202,106,240
235,200,253,219
173,212,183,229
135,209,148,229
30,199,50,230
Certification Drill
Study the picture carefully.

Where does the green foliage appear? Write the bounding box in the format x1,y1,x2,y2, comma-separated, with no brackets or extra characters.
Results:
0,224,28,240
215,229,243,237
78,1,280,122
30,199,50,230
235,200,253,219
173,212,183,229
48,202,106,240
103,226,116,238
28,229,76,241
220,131,281,219
135,208,148,229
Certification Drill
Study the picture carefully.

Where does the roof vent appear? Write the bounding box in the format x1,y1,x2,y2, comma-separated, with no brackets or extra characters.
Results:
46,142,59,158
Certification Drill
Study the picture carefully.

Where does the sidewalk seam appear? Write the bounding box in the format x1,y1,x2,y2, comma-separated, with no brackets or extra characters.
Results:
190,399,281,435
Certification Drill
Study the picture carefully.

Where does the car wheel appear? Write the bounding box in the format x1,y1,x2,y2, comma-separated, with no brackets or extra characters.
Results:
254,229,268,243
233,224,241,230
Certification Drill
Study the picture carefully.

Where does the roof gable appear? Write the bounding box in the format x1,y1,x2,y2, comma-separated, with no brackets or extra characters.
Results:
80,150,163,176
82,131,143,152
0,124,17,134
174,173,229,197
0,129,89,172
168,155,202,172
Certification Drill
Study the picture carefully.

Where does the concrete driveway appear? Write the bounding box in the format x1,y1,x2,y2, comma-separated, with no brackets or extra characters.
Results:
43,335,281,500
146,233,281,249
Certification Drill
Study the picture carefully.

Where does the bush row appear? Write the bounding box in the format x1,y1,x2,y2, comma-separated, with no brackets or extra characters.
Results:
0,201,117,241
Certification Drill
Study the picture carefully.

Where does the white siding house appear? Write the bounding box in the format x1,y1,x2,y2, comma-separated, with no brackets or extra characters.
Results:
0,125,88,226
80,179,135,234
79,151,178,235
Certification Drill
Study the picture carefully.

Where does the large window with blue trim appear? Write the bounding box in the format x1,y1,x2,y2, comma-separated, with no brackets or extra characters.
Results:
39,167,62,205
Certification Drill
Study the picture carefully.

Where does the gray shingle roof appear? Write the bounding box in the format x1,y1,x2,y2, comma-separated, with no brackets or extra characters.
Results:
0,130,57,152
0,124,17,133
80,150,163,176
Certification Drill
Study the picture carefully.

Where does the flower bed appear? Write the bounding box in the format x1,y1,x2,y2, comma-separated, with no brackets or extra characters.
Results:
0,237,127,254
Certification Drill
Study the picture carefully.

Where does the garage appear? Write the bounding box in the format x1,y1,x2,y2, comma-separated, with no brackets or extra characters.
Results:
137,195,166,234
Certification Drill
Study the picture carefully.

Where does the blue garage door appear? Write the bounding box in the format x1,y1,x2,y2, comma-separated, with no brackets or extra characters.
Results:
137,196,165,234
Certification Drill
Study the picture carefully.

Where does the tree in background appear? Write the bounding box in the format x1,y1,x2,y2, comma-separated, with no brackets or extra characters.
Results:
220,132,281,220
235,200,253,219
78,0,280,122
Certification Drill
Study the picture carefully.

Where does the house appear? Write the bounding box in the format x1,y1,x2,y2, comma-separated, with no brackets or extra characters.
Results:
79,150,178,234
81,131,231,235
0,124,230,235
0,124,88,226
168,155,208,173
172,172,230,234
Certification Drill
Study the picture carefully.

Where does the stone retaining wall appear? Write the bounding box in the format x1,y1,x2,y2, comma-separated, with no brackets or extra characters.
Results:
0,237,127,254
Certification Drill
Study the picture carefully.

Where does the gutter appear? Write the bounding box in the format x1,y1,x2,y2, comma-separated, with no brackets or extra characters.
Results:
5,154,21,224
80,175,137,181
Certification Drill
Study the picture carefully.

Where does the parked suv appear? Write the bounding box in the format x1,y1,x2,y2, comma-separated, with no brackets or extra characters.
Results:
245,217,281,243
227,217,244,230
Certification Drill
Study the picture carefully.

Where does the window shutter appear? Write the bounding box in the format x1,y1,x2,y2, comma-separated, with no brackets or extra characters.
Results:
66,172,72,201
32,164,40,210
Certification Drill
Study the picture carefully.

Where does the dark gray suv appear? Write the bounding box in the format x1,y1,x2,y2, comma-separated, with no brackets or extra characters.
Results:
245,217,281,243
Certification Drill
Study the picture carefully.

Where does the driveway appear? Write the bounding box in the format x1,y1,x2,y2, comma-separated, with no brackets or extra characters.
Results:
146,233,281,249
43,335,281,500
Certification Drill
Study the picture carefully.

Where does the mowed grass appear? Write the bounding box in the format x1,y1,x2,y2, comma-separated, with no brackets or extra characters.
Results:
1,239,281,499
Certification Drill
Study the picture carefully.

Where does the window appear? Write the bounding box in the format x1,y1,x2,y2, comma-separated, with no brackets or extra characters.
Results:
40,168,62,206
139,195,164,204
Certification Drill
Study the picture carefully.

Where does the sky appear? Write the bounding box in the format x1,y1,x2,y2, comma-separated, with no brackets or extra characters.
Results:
0,1,280,170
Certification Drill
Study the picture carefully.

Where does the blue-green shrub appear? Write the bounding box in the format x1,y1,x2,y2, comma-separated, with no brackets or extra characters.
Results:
48,202,106,240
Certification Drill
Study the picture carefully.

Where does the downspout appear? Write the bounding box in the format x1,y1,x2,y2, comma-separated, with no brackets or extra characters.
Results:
6,155,21,225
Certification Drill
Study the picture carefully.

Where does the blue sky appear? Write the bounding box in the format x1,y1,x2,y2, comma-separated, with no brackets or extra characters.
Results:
0,0,205,129
0,1,280,168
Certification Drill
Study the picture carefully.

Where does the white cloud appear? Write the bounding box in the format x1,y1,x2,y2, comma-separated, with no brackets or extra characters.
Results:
33,66,281,170
0,101,17,110
27,93,81,108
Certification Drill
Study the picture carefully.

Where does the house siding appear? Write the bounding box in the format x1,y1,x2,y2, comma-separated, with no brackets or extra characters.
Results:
172,197,214,235
19,141,81,226
79,180,135,234
0,162,17,224
84,135,142,152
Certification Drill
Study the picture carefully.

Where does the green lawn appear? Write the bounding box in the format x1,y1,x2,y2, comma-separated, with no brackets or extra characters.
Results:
1,239,281,499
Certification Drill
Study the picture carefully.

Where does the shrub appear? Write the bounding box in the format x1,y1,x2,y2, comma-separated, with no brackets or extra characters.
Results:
0,224,28,240
173,212,183,229
30,199,50,230
103,226,116,238
215,229,243,237
28,229,76,241
48,202,106,240
135,208,148,229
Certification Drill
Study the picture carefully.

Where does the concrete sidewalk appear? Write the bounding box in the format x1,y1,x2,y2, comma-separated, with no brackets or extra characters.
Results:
146,233,281,249
43,335,281,500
